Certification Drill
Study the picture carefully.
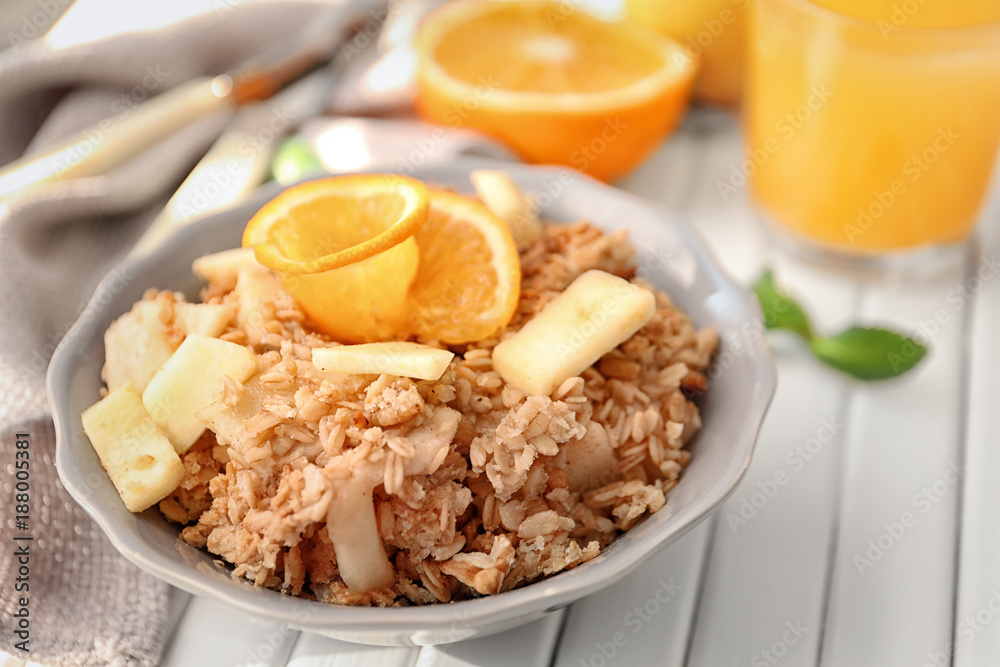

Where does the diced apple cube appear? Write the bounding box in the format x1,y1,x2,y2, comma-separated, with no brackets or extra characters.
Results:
192,247,261,292
197,375,266,447
470,170,543,245
174,302,234,338
102,300,180,393
312,342,454,381
234,266,285,344
81,385,185,512
493,270,656,396
142,334,258,453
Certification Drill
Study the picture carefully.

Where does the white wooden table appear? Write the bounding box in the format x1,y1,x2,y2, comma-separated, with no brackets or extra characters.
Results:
7,108,1000,667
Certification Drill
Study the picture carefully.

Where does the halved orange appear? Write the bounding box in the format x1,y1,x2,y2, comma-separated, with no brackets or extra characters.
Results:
242,175,430,343
408,189,521,344
414,0,698,181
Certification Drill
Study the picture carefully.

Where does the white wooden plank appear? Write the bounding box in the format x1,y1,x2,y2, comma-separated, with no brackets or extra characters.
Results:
685,254,858,667
159,597,298,667
286,632,416,667
552,522,712,667
953,237,1000,667
820,264,968,666
630,107,862,667
415,609,564,667
620,110,808,667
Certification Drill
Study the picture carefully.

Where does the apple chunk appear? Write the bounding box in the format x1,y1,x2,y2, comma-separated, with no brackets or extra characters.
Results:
174,302,233,338
493,270,656,396
325,477,395,593
102,300,179,393
81,385,185,512
312,342,454,381
234,266,285,344
470,170,543,245
192,247,261,292
197,375,267,447
142,334,258,453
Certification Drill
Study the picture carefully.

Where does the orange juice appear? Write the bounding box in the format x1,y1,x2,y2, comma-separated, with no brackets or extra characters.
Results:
747,0,1000,253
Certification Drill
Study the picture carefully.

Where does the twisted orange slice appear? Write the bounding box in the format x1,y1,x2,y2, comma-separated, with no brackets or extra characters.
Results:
242,176,521,345
242,175,430,343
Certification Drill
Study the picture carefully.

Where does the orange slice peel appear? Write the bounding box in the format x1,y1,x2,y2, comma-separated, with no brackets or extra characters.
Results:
409,189,522,344
240,175,521,345
242,174,430,274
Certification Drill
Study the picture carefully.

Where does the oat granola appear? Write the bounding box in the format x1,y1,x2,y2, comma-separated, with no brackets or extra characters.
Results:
114,221,716,606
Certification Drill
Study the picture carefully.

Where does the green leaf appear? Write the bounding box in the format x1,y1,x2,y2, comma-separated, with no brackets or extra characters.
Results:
753,270,814,340
809,327,927,381
270,136,325,185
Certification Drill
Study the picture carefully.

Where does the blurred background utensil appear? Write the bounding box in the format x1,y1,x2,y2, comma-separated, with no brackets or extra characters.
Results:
134,0,512,257
0,0,374,202
129,64,341,255
326,0,447,115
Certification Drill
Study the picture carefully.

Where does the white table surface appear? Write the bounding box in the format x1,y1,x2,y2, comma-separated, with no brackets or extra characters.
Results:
6,107,1000,667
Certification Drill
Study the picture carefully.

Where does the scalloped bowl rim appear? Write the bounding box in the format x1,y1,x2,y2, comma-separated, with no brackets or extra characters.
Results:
48,159,776,644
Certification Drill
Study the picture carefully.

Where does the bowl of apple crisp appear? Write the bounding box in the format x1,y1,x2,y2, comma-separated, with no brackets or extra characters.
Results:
49,160,775,645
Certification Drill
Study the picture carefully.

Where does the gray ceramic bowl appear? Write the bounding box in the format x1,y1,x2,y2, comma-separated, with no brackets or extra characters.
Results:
48,159,776,646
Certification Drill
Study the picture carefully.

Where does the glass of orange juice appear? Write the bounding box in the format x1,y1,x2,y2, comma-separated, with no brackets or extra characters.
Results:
746,0,1000,262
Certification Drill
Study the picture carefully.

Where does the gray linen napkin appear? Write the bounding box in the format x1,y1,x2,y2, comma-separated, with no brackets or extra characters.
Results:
0,2,349,664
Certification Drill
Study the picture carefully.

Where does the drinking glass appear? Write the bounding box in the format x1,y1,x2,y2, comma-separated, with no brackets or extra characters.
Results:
746,0,1000,263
